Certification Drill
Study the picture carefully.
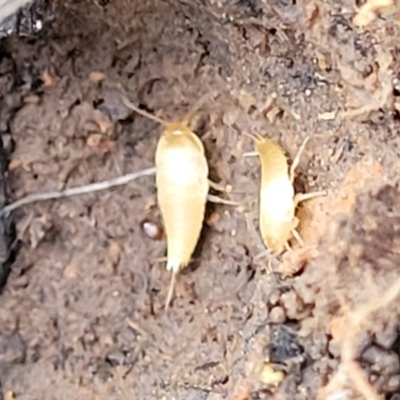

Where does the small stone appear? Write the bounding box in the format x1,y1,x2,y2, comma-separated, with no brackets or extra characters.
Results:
0,332,26,364
63,264,78,279
107,241,122,266
268,289,281,306
280,290,305,319
362,345,400,375
89,71,107,82
384,375,400,392
375,321,398,349
105,347,125,366
328,339,341,358
269,306,286,324
305,332,328,360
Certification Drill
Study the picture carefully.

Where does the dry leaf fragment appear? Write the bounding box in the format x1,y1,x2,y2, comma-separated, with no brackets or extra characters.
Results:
9,159,22,171
28,214,53,249
89,71,107,82
318,111,336,120
265,105,281,124
278,246,318,277
42,68,59,87
237,90,257,112
93,110,113,134
144,197,157,211
86,134,115,151
107,241,122,266
63,264,78,279
4,391,15,400
86,134,102,147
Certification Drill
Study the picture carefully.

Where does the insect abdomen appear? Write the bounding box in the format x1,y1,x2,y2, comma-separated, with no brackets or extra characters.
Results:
259,176,295,255
156,144,209,273
159,185,207,272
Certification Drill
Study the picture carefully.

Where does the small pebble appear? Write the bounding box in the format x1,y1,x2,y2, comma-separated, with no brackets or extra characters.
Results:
280,290,305,319
268,289,281,306
106,348,125,366
328,339,341,358
141,219,164,240
375,321,398,350
10,275,29,289
352,332,372,358
269,306,286,324
305,332,328,360
362,345,400,375
384,375,400,392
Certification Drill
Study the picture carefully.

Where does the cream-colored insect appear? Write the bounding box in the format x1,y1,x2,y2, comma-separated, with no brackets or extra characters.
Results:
122,94,233,308
246,133,325,257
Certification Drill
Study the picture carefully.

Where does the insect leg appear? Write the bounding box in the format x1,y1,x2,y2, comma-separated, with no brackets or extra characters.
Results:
253,248,276,271
242,151,259,157
253,248,272,261
291,228,304,247
242,132,263,143
294,190,327,207
289,135,311,183
153,256,168,263
207,194,240,206
208,179,229,192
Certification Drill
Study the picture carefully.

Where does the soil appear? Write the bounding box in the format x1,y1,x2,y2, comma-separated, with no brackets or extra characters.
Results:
1,0,400,399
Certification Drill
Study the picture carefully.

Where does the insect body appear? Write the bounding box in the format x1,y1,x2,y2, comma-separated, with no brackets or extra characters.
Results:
247,133,325,257
122,97,211,308
254,135,297,256
155,123,209,302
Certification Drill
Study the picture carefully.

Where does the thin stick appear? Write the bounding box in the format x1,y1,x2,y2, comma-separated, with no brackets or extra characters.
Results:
126,317,150,339
0,167,156,216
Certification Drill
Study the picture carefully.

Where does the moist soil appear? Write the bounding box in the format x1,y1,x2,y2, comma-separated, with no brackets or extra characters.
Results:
1,0,400,399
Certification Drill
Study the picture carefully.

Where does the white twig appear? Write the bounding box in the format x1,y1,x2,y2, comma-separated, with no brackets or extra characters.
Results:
0,167,156,216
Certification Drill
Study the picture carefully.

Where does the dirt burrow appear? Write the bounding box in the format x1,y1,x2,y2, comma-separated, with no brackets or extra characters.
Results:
0,0,400,399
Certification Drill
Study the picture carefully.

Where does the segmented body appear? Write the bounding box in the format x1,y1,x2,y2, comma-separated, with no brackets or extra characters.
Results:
255,137,296,255
155,123,209,273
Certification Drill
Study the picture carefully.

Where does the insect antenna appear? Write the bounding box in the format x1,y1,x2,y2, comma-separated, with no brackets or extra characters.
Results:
122,96,168,126
181,90,220,127
165,271,177,310
242,132,264,143
289,135,311,182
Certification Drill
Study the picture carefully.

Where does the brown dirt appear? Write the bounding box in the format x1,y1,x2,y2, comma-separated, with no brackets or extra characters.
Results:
1,0,400,399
